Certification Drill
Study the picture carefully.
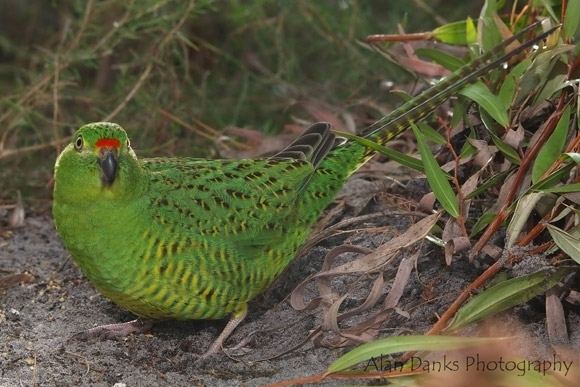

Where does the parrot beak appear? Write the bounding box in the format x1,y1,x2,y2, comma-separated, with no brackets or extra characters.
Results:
99,148,118,186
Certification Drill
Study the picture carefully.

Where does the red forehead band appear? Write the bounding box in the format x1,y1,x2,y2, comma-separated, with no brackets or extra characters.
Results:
96,138,121,149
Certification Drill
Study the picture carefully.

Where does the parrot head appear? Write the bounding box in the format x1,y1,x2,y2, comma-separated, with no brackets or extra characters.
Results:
54,122,142,203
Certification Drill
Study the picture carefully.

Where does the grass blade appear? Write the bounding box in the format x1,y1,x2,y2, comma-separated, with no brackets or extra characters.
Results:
460,81,509,126
432,19,477,45
334,131,425,172
546,224,580,263
563,0,580,39
532,105,571,184
327,335,511,374
536,182,580,193
411,123,460,217
446,268,570,332
415,48,465,71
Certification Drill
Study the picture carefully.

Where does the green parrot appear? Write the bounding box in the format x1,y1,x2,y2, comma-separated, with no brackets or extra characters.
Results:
53,24,556,357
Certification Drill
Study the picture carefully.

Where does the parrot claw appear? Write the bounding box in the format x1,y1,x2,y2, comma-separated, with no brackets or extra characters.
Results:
198,307,248,359
69,319,153,341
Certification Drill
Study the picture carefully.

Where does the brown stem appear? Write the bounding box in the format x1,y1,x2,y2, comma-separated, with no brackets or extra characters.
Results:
472,54,580,257
366,31,433,43
471,93,570,256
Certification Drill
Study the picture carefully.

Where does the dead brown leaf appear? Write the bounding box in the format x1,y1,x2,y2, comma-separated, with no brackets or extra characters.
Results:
0,273,34,291
503,124,525,149
546,288,569,346
468,138,496,167
384,249,420,308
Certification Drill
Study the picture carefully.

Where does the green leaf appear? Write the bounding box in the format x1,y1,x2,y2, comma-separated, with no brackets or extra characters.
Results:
514,45,576,106
417,122,446,145
459,138,478,159
498,58,531,106
415,48,465,71
506,192,546,248
465,16,477,45
534,74,568,105
546,224,580,263
450,99,466,128
470,211,497,237
433,20,477,45
460,81,509,126
535,182,580,193
538,0,560,22
412,123,460,218
479,110,521,165
478,0,502,52
467,169,512,199
530,163,576,191
446,268,571,332
564,0,580,39
327,335,511,373
335,131,425,172
563,152,580,164
532,105,571,184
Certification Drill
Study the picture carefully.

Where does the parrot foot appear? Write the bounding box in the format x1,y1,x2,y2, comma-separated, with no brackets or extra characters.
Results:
199,306,248,359
70,319,153,341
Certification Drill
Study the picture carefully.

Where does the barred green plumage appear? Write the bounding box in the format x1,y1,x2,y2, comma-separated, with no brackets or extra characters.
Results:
52,24,556,356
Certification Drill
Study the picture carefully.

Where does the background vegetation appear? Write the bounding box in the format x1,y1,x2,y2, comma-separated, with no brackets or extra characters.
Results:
0,0,478,202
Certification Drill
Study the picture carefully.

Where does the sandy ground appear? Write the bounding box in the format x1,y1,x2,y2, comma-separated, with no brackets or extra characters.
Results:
1,176,579,386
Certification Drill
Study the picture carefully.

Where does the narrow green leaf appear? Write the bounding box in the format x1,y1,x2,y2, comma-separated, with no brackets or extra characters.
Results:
446,268,570,332
467,169,512,199
546,224,580,263
412,124,460,218
335,131,425,172
532,105,571,184
535,182,580,193
563,152,580,164
460,81,509,126
514,45,575,106
465,16,477,45
506,192,546,248
538,0,560,22
564,0,580,39
498,58,531,106
478,110,521,165
459,139,477,159
478,0,502,52
530,163,575,191
470,211,497,237
450,99,466,128
433,20,477,45
417,122,446,145
415,48,465,71
327,335,511,373
534,74,568,105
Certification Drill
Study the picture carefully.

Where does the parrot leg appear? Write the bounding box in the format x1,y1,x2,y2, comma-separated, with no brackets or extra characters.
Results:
71,319,153,341
201,305,248,358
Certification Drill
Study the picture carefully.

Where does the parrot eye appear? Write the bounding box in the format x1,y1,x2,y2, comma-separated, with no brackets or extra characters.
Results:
74,136,83,151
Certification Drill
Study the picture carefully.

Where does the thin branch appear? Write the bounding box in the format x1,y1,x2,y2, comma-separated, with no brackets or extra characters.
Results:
103,0,195,122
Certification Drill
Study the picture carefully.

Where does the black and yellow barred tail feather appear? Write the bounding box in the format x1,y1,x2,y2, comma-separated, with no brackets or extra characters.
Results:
273,122,336,168
363,21,560,146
